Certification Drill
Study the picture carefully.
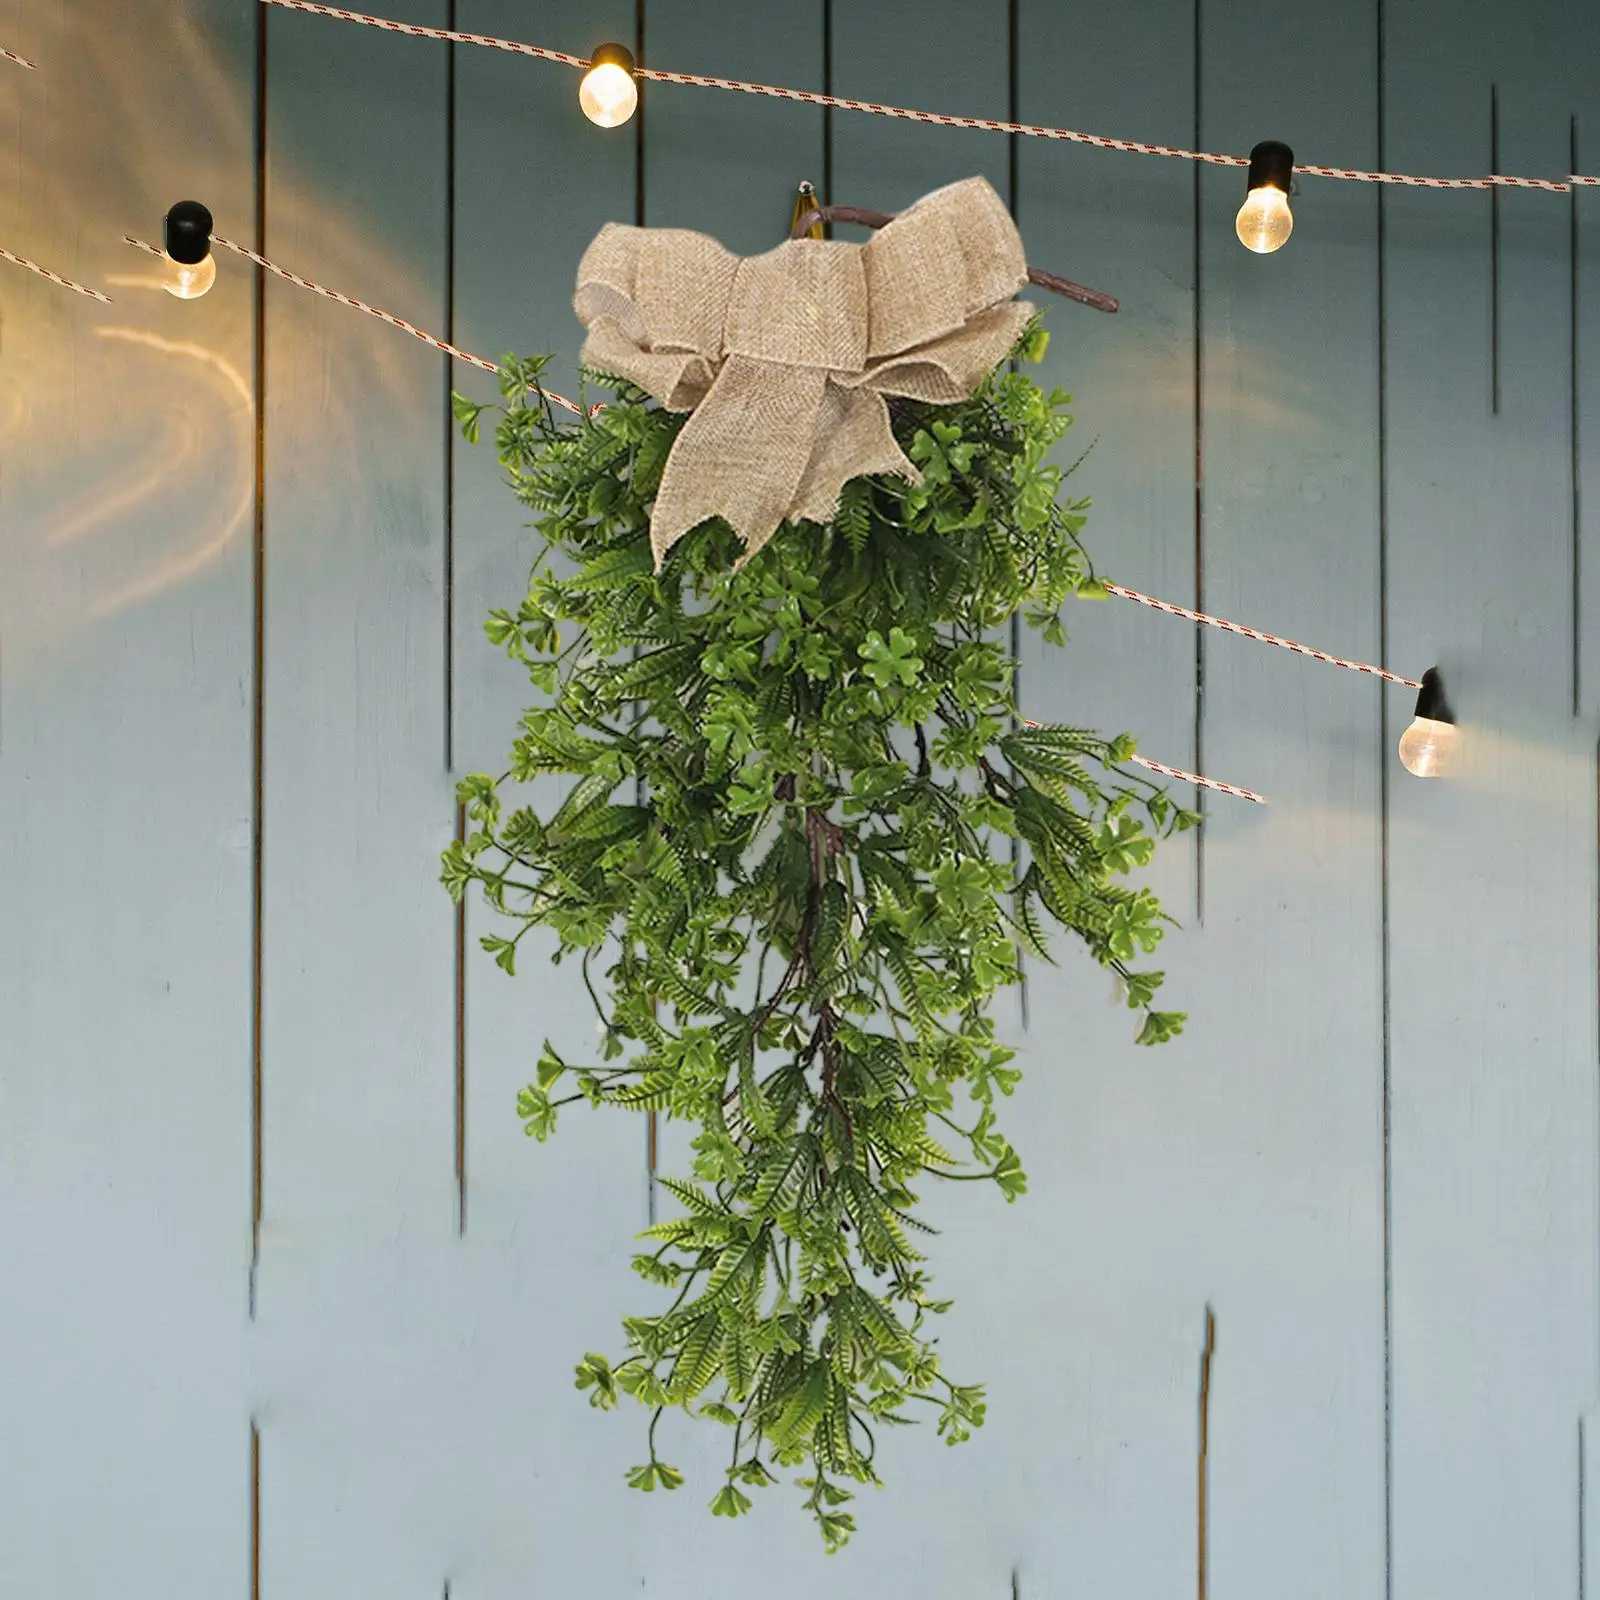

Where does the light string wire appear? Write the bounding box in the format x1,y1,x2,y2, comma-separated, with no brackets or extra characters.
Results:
0,9,1425,810
260,0,1600,195
121,234,594,416
0,243,111,302
1021,719,1269,804
112,249,1262,803
112,230,1411,767
1,43,107,298
1125,754,1267,805
113,231,1412,763
1103,582,1422,688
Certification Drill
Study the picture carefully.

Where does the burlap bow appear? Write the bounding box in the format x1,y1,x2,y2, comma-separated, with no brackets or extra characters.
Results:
574,176,1033,569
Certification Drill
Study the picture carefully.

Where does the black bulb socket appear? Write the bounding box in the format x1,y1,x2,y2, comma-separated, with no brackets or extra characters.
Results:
1246,140,1295,195
164,200,214,266
588,41,636,77
1412,666,1455,725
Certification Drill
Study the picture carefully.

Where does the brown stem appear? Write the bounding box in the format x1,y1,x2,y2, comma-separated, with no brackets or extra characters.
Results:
751,948,804,1037
800,808,851,1139
789,203,1118,315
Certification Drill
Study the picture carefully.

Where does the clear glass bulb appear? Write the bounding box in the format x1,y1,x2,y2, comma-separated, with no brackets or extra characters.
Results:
1235,185,1293,254
163,251,216,300
1398,715,1458,778
580,61,638,128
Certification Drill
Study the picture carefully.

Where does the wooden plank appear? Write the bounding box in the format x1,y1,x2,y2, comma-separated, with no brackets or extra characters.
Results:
1575,19,1600,722
1577,13,1600,1592
1190,2,1387,1593
451,0,640,784
254,1,457,1591
642,1,824,250
830,0,1007,213
446,2,653,1592
806,3,1033,1591
1009,0,1202,1590
0,0,255,1591
1385,3,1597,1594
622,2,829,1582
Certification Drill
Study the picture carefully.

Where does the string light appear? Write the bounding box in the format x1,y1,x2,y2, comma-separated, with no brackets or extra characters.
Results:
579,42,637,128
257,1,1600,197
1397,667,1458,778
123,233,596,417
1236,141,1295,254
111,219,1420,771
111,227,1258,806
162,201,217,300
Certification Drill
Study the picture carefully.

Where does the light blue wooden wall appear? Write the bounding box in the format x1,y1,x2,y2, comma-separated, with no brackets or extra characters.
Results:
2,0,1600,1594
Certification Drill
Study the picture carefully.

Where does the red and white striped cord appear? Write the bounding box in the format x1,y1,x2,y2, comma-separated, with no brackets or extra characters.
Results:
1021,719,1267,804
0,44,36,69
1103,582,1421,690
260,0,1600,196
1127,754,1268,805
0,243,111,303
122,234,598,417
259,0,587,66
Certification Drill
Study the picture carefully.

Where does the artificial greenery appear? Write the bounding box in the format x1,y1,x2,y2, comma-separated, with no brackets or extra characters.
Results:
444,326,1193,1550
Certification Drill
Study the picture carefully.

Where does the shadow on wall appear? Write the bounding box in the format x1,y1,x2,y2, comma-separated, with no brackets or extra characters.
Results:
0,0,451,687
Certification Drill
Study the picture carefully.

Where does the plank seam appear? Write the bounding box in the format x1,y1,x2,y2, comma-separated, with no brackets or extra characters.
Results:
1491,85,1501,416
1198,1303,1216,1600
446,0,465,1239
444,0,457,775
821,0,833,206
1191,0,1206,924
250,1420,262,1600
1007,0,1027,1034
1376,4,1394,1593
1574,114,1583,719
250,0,270,1323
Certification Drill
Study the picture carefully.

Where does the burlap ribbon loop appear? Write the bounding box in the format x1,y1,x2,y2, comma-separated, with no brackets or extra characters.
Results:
574,176,1033,569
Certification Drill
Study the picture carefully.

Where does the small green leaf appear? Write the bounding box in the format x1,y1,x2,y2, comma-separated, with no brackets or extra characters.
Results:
1136,1009,1187,1046
574,1353,617,1409
710,1484,754,1518
536,1040,567,1089
452,390,487,444
625,1459,683,1492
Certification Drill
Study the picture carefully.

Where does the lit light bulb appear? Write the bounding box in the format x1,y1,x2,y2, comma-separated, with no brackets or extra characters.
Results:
1235,140,1295,254
163,252,217,300
1236,187,1293,253
162,199,216,300
580,43,638,128
1398,666,1459,778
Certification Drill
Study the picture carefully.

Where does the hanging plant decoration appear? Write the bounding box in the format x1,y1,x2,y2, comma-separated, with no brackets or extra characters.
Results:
444,179,1193,1551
